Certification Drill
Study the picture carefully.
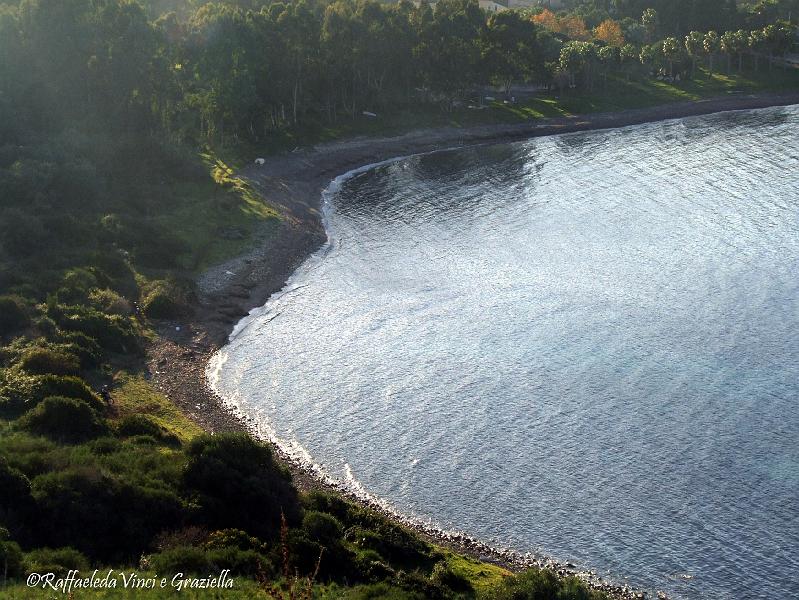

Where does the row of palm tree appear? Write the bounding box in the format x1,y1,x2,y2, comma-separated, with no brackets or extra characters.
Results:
557,22,797,89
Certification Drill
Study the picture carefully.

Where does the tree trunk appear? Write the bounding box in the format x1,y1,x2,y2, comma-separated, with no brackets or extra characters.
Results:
292,79,299,125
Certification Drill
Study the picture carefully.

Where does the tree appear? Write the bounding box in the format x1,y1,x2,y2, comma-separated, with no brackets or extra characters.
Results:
763,22,796,70
749,27,767,71
639,43,658,73
720,30,737,71
685,31,706,77
425,0,486,108
732,29,751,70
597,45,619,86
559,41,599,90
482,11,539,94
703,30,721,74
662,37,682,76
594,19,625,46
620,43,640,80
641,8,658,42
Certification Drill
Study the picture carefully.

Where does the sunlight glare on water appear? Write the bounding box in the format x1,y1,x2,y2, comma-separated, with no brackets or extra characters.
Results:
211,106,799,599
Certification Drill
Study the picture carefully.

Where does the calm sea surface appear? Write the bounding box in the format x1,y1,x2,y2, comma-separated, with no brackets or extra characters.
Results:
210,106,799,599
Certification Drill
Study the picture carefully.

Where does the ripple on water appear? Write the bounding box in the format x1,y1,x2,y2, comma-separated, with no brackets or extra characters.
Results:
211,106,799,600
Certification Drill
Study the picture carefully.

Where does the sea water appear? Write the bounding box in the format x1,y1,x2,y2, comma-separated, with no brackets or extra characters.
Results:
210,106,799,599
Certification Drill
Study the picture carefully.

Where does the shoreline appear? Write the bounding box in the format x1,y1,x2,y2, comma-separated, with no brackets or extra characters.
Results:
148,92,799,600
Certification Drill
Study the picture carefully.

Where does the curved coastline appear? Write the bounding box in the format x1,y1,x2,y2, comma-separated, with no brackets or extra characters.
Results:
149,92,799,600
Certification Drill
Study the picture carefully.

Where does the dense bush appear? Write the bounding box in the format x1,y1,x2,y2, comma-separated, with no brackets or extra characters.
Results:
55,268,99,305
0,457,33,539
18,397,107,443
88,288,131,316
19,348,80,376
31,375,104,412
141,279,188,319
115,414,179,446
430,562,473,594
0,371,104,419
483,568,605,600
0,296,29,336
182,434,301,541
47,304,139,353
86,251,138,298
0,527,24,580
0,209,47,259
345,516,432,569
32,467,185,561
53,332,102,369
205,529,267,553
23,546,90,577
302,511,345,548
206,546,271,577
148,546,212,575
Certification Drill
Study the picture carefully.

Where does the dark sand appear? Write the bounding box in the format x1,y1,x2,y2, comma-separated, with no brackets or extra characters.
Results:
147,92,799,599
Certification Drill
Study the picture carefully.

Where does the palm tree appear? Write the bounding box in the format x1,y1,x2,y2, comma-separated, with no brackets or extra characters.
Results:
620,43,639,81
720,31,736,72
598,45,619,87
703,31,720,75
733,29,749,71
748,29,766,72
684,31,704,77
662,37,682,77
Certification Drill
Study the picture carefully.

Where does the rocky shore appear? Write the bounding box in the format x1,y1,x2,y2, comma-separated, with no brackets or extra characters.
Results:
147,92,799,600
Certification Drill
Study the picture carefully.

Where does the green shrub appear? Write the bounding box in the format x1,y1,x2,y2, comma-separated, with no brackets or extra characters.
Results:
24,547,89,577
0,457,33,538
303,491,354,522
182,434,300,541
55,268,99,304
86,251,137,298
19,348,80,376
54,331,102,369
148,546,212,575
0,209,47,259
88,288,131,316
352,550,394,582
430,561,473,594
0,534,24,580
32,467,184,561
47,304,139,353
141,279,188,319
205,529,266,553
345,514,431,569
206,546,271,577
0,296,29,336
0,371,104,419
302,511,344,547
483,568,605,600
115,415,179,446
394,570,445,599
31,375,104,412
18,396,107,443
